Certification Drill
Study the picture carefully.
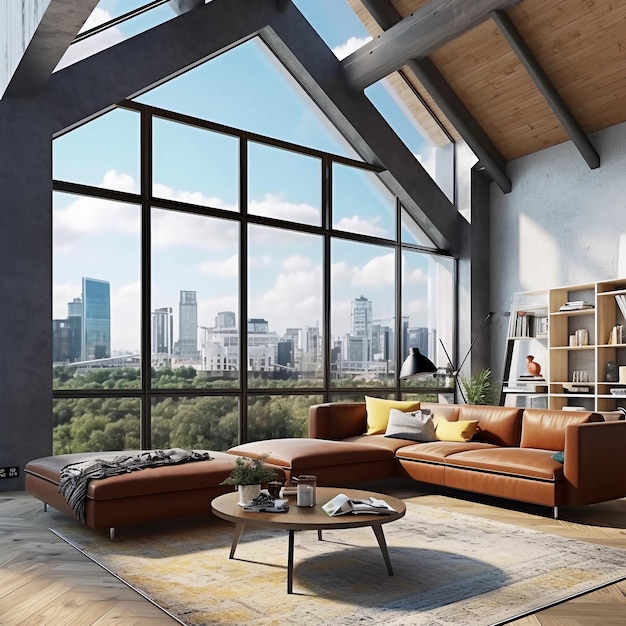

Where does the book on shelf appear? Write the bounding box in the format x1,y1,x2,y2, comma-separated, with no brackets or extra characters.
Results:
607,324,624,344
322,493,397,516
559,301,594,311
615,294,626,320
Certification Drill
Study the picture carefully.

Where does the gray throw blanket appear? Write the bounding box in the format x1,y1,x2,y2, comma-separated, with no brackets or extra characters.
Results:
58,448,213,523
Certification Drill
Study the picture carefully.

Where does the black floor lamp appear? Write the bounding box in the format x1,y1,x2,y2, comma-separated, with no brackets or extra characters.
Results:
400,312,494,404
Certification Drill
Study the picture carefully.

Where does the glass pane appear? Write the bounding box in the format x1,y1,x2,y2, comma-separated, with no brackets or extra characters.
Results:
248,225,323,388
151,209,239,389
401,206,436,248
135,38,359,158
365,78,455,202
247,394,323,441
53,397,140,454
247,142,321,226
332,163,395,239
153,118,239,211
401,249,455,391
53,108,140,190
151,396,239,451
53,192,141,389
55,3,177,71
331,239,396,387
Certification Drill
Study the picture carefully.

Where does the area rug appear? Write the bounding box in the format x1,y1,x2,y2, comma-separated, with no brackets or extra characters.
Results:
50,502,626,626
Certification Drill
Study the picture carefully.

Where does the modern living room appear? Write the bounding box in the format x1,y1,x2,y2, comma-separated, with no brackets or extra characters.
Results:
2,1,626,625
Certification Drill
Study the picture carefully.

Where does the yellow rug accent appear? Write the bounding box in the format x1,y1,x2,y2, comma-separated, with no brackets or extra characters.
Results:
51,501,626,626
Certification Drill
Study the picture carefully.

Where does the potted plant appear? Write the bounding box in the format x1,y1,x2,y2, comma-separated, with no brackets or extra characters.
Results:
220,454,277,503
461,368,497,405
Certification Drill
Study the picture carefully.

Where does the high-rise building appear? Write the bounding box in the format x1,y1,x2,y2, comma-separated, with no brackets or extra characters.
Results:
351,295,372,360
215,311,236,329
81,277,111,360
152,307,173,358
178,290,198,360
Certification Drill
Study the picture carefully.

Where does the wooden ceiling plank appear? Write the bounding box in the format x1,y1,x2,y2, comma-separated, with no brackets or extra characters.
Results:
491,9,600,169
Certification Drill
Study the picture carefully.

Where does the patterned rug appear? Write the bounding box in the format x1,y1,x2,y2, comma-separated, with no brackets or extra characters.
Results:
50,501,626,626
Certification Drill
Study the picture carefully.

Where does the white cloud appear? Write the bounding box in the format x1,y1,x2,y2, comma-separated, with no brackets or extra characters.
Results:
405,266,428,285
53,193,140,254
332,35,372,60
102,170,138,193
281,254,314,272
335,215,388,238
250,263,322,334
249,193,319,224
151,208,238,250
197,254,238,279
353,253,395,287
153,182,238,212
55,9,125,71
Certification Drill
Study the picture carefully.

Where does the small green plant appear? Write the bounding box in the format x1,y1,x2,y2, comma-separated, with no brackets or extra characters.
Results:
220,454,277,486
461,368,497,405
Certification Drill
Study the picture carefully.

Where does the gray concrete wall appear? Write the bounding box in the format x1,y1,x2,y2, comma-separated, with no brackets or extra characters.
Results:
0,0,50,97
490,121,626,382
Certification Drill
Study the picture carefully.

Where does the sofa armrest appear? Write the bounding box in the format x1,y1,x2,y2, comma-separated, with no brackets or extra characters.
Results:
564,420,626,505
309,403,367,440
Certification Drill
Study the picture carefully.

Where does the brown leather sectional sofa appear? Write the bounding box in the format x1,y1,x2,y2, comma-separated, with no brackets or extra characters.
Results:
25,402,626,536
231,402,626,518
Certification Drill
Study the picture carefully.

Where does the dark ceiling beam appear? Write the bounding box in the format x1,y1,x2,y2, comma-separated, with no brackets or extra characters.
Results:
168,0,204,15
491,10,600,169
343,0,520,90
4,0,100,98
360,0,511,193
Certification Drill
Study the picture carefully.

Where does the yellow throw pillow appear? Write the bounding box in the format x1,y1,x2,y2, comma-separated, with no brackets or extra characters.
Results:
435,419,479,442
364,396,421,435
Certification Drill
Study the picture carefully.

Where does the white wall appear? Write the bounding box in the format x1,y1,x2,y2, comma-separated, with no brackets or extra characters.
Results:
490,121,626,381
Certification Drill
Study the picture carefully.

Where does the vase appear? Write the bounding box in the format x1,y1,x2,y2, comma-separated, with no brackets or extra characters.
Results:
526,355,541,377
237,484,261,504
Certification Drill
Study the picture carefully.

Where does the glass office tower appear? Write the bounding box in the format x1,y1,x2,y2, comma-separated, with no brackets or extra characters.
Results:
82,277,111,361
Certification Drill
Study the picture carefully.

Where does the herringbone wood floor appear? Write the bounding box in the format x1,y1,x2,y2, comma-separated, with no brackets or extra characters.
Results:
1,485,625,625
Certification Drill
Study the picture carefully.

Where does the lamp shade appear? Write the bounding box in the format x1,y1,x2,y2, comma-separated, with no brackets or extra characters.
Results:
400,347,437,379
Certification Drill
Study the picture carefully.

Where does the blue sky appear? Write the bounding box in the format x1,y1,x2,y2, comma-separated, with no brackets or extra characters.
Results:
52,0,446,354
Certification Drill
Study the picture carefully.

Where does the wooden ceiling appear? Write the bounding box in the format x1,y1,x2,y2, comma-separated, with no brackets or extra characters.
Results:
348,0,626,187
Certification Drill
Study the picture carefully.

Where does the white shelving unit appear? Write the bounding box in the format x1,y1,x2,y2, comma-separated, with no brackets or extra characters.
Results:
503,278,626,416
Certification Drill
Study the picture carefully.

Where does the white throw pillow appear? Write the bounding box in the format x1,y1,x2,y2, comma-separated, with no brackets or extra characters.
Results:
384,408,437,442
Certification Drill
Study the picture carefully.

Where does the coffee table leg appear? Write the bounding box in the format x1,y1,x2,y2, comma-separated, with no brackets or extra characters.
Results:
287,530,295,594
229,523,245,559
371,525,394,576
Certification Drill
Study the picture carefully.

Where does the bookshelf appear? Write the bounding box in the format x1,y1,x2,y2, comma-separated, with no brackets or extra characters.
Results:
503,278,626,417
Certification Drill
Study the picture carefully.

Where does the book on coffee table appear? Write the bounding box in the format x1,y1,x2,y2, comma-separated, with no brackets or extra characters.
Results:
322,493,396,516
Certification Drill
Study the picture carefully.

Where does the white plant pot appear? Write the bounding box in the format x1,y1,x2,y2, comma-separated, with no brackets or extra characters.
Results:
238,484,261,504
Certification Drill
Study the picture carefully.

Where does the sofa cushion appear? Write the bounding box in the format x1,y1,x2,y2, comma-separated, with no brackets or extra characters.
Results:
520,409,602,451
445,448,566,481
395,441,496,463
459,405,523,447
364,396,420,435
435,419,479,442
385,409,437,442
421,402,461,423
228,438,394,470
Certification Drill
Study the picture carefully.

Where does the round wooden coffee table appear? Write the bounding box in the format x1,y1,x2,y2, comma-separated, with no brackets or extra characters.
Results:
211,486,406,594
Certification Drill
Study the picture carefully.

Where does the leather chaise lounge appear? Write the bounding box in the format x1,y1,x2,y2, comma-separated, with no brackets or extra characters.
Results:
24,450,285,539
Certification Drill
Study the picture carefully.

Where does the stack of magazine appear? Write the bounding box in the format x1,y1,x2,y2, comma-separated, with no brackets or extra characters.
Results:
322,493,396,516
239,491,289,513
559,300,594,311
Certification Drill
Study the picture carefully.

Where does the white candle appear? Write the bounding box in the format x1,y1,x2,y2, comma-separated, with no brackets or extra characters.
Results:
297,484,314,507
